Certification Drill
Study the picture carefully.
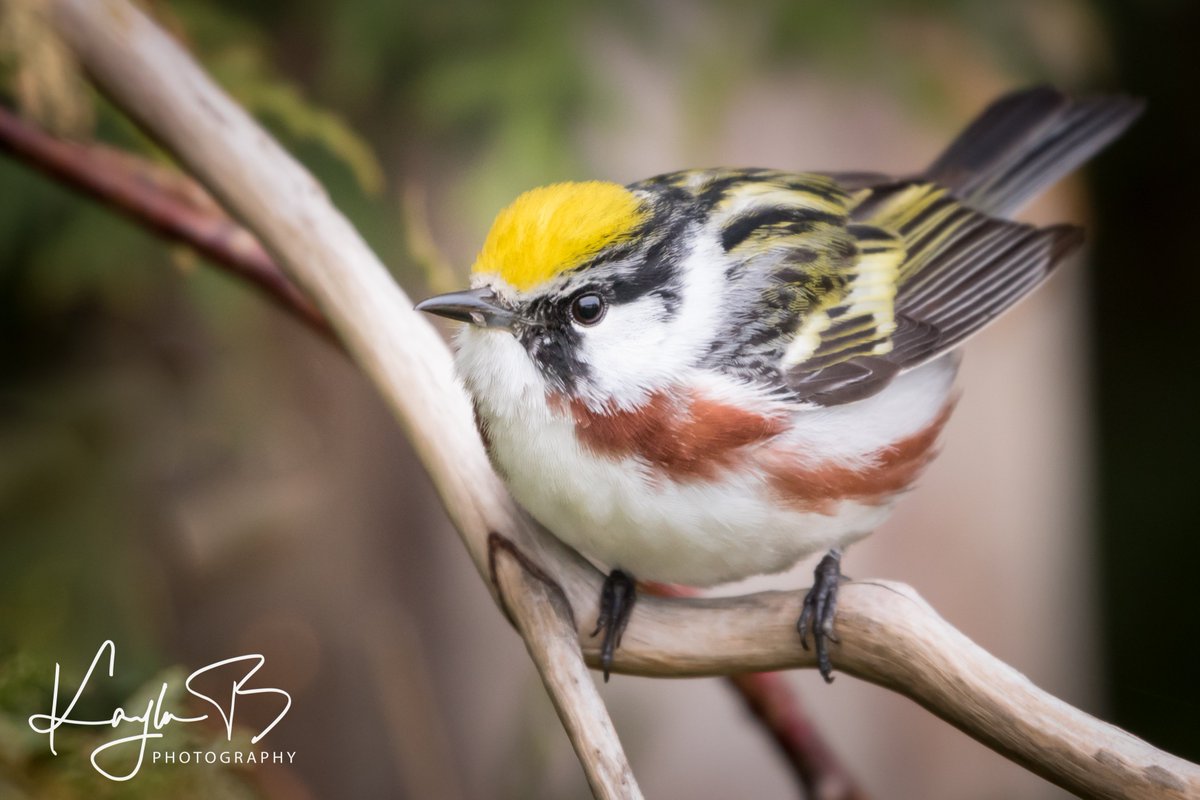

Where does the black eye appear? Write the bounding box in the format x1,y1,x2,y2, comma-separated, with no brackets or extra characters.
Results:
569,293,606,326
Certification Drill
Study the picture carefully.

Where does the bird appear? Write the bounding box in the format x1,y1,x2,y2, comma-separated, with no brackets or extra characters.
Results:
417,87,1142,682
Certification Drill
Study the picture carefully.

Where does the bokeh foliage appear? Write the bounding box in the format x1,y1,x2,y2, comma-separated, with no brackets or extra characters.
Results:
1,0,1197,795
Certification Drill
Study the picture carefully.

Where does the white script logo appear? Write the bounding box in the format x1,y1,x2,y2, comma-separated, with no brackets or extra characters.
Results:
27,640,292,781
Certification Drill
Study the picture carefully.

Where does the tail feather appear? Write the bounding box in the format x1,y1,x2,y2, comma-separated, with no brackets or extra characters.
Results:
925,86,1144,217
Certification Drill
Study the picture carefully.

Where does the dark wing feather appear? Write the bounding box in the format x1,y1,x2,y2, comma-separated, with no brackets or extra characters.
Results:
784,187,1082,402
782,87,1140,405
926,85,1144,217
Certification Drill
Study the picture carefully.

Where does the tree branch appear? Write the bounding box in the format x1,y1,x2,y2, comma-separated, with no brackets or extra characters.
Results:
0,106,335,344
647,581,866,799
42,0,638,795
728,672,866,800
38,1,1200,798
491,534,642,799
597,581,1200,799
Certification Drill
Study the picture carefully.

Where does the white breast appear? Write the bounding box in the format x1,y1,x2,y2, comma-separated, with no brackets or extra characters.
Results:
455,326,957,586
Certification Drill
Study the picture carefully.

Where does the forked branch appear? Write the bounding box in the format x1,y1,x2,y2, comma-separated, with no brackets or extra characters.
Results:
38,1,1200,798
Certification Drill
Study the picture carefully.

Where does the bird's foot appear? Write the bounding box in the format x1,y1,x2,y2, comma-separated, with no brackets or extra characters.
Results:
797,548,844,683
591,569,636,682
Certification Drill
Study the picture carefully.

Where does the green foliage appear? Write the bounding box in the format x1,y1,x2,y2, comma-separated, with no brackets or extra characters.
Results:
164,1,385,195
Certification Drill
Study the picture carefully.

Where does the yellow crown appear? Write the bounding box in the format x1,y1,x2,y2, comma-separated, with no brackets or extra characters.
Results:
473,181,647,292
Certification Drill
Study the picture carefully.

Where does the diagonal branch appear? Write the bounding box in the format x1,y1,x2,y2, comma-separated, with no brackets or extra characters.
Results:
491,534,643,799
43,0,634,795
728,671,866,800
37,1,1200,798
0,105,335,344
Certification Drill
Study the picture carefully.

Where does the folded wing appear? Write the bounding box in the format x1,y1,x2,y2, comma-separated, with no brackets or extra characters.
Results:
782,87,1140,405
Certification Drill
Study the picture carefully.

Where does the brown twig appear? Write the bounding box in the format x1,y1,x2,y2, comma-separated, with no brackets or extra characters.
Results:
647,582,866,800
728,673,867,800
0,105,336,345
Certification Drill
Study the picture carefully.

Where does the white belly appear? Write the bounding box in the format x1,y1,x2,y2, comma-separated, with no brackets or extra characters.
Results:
456,327,956,586
493,407,893,585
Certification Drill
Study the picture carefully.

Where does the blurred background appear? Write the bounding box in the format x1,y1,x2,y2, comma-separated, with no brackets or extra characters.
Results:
1,0,1197,798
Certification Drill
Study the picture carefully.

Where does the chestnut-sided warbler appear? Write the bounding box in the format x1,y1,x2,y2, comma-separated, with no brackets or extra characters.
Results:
418,87,1141,681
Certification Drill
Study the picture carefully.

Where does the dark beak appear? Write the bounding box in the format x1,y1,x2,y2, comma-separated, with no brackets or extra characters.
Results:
415,287,517,329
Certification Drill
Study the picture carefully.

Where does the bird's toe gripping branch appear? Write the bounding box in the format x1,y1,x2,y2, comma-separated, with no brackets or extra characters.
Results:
591,569,637,681
798,548,844,683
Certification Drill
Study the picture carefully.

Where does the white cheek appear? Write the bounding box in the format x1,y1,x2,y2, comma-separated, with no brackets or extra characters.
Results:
576,298,686,406
577,230,726,407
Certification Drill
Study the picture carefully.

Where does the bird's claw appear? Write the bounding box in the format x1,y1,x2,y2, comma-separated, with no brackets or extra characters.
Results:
592,569,636,682
797,548,844,683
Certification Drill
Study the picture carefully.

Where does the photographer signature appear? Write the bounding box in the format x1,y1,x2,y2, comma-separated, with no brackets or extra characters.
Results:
27,640,292,781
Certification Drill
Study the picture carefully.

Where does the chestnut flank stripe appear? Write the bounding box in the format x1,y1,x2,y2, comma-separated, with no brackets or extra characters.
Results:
767,401,955,512
569,391,787,480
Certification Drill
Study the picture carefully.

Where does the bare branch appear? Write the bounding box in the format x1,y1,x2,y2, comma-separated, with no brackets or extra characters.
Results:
592,581,1198,800
42,0,631,786
647,581,866,798
39,1,1200,798
491,535,642,799
0,105,335,343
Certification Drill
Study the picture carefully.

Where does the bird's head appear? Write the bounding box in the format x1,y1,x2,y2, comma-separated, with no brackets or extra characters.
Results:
418,180,712,410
